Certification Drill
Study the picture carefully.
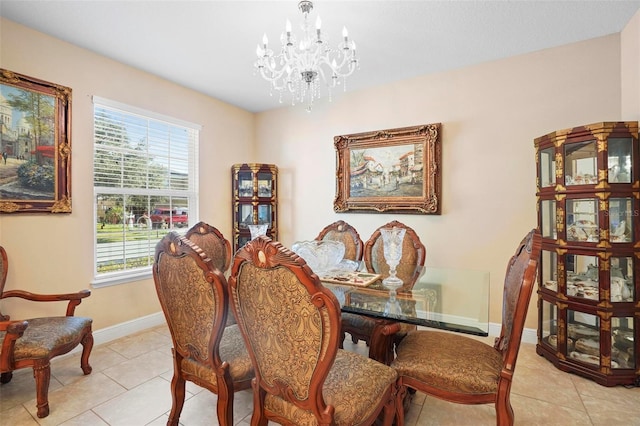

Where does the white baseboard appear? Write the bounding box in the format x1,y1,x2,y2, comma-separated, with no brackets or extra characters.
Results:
92,312,166,346
489,323,537,345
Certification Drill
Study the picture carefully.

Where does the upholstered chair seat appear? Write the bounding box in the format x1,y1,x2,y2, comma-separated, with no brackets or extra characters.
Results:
264,350,397,426
4,316,92,360
393,332,503,395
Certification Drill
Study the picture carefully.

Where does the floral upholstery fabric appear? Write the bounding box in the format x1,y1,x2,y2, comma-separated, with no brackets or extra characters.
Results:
236,263,330,399
264,349,397,426
187,232,228,273
0,316,92,360
392,331,503,394
157,254,220,360
180,324,253,385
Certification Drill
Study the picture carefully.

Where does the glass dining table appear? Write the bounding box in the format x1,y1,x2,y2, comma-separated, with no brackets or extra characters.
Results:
321,267,490,364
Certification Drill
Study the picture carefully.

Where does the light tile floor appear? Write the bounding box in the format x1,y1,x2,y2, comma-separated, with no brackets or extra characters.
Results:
2,324,640,425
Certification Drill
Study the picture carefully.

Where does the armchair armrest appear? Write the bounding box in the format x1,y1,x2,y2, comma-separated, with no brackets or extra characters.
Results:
1,289,91,316
0,320,28,371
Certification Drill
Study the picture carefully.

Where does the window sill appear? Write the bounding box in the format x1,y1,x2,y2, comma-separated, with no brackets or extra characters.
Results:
92,268,152,288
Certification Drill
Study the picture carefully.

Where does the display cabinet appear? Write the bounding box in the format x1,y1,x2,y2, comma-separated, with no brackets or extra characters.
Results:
535,121,639,386
231,163,278,252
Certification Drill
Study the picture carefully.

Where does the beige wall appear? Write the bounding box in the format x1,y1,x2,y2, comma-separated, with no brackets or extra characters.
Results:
1,12,638,333
622,9,640,121
0,18,254,329
255,33,627,329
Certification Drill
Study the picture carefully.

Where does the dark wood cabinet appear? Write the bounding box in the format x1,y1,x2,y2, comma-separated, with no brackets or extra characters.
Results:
231,163,278,252
535,121,640,386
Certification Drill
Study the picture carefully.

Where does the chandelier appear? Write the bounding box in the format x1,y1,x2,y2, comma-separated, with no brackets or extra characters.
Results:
254,1,359,111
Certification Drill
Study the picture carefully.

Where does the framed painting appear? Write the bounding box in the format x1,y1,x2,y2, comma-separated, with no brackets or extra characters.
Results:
334,123,441,214
0,69,71,213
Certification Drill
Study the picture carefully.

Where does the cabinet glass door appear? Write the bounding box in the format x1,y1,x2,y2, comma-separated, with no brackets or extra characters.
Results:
539,147,556,188
566,198,599,242
565,140,597,185
541,300,558,349
566,254,599,300
238,171,253,197
567,310,600,367
540,199,556,239
238,203,253,228
612,317,634,369
609,198,633,243
257,172,273,197
541,249,557,292
608,137,633,183
610,257,634,302
257,204,271,225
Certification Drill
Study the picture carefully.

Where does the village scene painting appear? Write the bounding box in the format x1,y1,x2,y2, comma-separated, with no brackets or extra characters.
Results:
0,81,57,201
349,143,424,198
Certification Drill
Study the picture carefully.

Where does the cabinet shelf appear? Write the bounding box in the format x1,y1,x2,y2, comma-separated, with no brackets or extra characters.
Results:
535,121,640,387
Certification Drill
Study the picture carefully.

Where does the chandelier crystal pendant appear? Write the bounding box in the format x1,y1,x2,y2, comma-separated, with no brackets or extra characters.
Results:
254,1,359,111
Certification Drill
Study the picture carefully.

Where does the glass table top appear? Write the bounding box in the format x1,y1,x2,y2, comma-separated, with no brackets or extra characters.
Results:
323,266,490,336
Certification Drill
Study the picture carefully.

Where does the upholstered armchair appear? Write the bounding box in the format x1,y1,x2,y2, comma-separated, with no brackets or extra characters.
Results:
391,229,541,426
153,232,253,426
343,220,426,346
0,245,93,418
229,236,398,426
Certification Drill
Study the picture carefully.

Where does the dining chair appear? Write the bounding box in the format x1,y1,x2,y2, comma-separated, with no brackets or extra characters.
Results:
0,245,93,418
229,236,398,426
185,221,236,325
343,220,426,346
185,221,233,273
391,229,541,426
153,232,253,426
315,220,364,262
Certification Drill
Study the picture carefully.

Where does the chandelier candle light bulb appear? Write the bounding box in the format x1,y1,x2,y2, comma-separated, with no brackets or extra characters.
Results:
254,0,359,111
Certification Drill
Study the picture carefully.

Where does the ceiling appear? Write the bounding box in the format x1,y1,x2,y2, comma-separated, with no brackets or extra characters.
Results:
1,1,639,113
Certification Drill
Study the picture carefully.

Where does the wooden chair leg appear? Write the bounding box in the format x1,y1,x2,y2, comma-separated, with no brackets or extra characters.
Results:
216,372,234,426
33,360,51,418
167,351,186,426
495,384,515,426
80,331,94,375
395,384,407,426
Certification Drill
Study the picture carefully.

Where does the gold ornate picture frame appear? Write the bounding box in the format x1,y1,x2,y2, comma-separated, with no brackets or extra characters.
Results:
0,69,71,213
334,123,441,214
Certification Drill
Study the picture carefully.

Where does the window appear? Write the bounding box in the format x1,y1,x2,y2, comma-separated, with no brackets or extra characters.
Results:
93,97,199,286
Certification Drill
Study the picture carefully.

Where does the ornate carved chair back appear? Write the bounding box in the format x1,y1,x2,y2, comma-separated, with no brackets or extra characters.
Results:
229,236,398,425
495,229,542,364
185,221,236,326
185,221,232,273
315,220,364,262
364,220,426,291
153,232,252,426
